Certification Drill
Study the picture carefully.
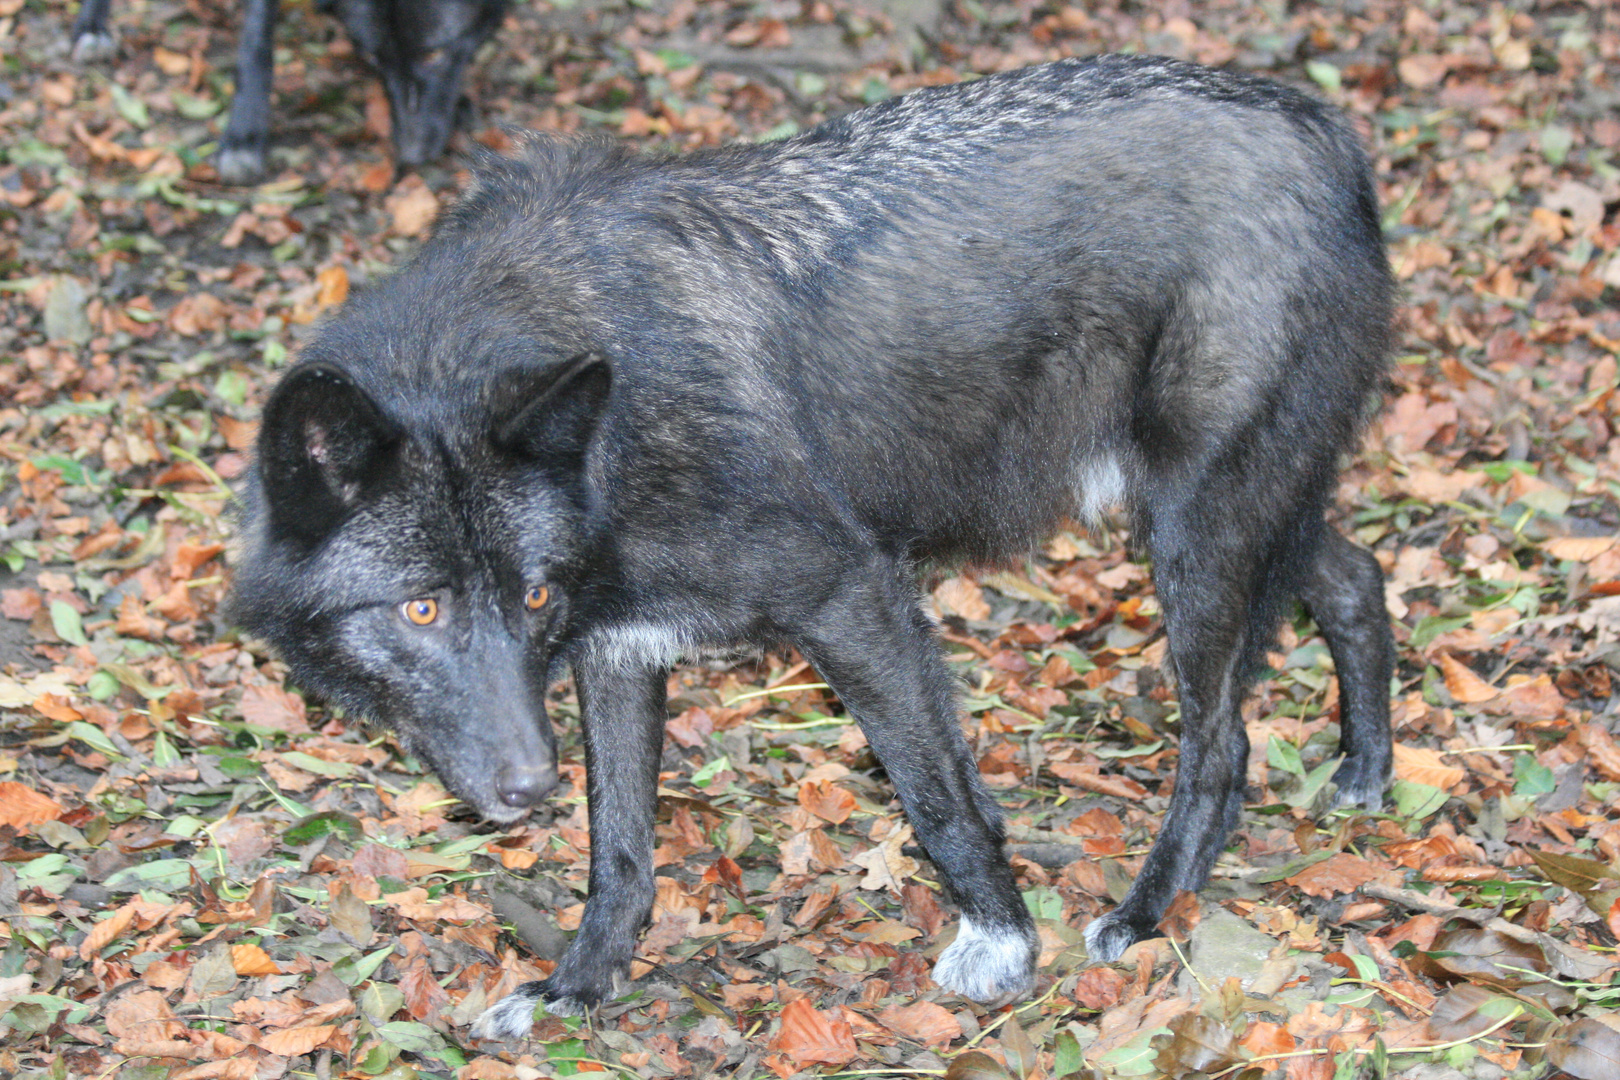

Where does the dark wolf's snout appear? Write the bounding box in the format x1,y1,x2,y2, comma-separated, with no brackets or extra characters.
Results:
495,756,557,808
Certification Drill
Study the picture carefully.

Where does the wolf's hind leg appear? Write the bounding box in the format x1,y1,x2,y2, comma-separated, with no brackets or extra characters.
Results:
1301,528,1394,808
798,560,1038,1004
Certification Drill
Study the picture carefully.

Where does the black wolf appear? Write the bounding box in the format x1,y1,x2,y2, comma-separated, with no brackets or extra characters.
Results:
228,55,1397,1036
70,0,508,184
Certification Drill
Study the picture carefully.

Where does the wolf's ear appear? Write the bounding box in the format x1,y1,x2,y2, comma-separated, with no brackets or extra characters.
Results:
492,352,611,461
257,363,400,546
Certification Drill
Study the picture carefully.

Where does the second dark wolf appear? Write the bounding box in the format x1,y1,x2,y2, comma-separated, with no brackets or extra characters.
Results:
71,0,508,184
228,55,1397,1034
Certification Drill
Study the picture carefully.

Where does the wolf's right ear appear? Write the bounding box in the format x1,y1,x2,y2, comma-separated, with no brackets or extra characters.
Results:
493,352,611,461
257,364,400,546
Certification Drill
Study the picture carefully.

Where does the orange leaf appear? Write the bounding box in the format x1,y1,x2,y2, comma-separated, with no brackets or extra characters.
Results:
1284,853,1384,898
315,265,350,310
770,997,857,1066
1392,744,1466,789
875,1001,959,1048
798,778,856,824
80,902,139,960
1438,654,1497,704
231,944,281,976
0,781,64,829
259,1025,336,1057
32,693,82,723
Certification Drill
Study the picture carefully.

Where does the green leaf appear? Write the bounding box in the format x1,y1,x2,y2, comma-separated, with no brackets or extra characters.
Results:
1409,614,1470,651
335,945,396,986
691,753,730,788
1305,60,1342,91
102,858,198,892
86,670,121,700
1267,736,1305,777
1053,1027,1085,1076
1391,779,1448,820
49,602,87,646
65,721,123,759
1290,755,1342,809
278,751,356,778
1512,755,1556,797
109,83,150,128
359,980,406,1023
284,811,366,845
1540,125,1574,166
214,369,248,407
375,1020,440,1053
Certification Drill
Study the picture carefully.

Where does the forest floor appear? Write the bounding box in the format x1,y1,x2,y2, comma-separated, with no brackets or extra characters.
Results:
1,0,1619,1078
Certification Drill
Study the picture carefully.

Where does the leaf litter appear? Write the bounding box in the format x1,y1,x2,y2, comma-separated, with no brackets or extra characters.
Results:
1,0,1619,1078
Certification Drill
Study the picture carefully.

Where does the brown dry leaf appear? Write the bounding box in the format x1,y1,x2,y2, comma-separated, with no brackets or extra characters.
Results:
1398,53,1452,88
1,588,43,620
391,887,492,923
1544,536,1615,562
388,179,440,237
934,576,990,620
1047,760,1149,800
105,989,184,1041
259,1025,336,1057
238,684,309,732
1426,983,1518,1041
172,541,226,580
1577,722,1620,781
1153,1012,1242,1076
798,778,856,824
1438,654,1498,704
169,292,226,336
315,265,350,310
875,1000,959,1048
32,694,83,723
1547,1016,1620,1080
1284,853,1384,898
770,997,857,1066
1427,928,1549,988
851,826,919,892
230,944,281,976
79,902,139,960
1392,743,1466,789
0,781,64,829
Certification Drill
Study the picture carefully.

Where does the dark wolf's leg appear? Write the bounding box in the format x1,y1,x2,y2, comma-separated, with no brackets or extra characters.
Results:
470,652,667,1039
1084,495,1290,961
798,561,1037,1003
69,0,117,60
1302,528,1394,807
217,0,280,185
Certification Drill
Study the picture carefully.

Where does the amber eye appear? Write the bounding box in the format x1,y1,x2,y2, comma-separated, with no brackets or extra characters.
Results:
524,585,549,611
402,598,439,625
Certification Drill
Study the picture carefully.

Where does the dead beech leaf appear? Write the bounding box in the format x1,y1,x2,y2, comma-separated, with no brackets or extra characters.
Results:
1544,536,1615,563
259,1025,336,1057
851,826,919,892
934,575,990,621
1546,1016,1620,1080
875,1000,959,1048
315,265,350,309
1238,1019,1295,1058
387,179,439,237
238,684,309,733
0,781,64,829
1577,722,1620,781
1283,852,1384,898
999,1011,1039,1078
1427,928,1549,988
1525,850,1620,903
1391,743,1466,789
770,997,857,1066
1426,983,1519,1041
1047,760,1148,800
1397,52,1452,88
1437,654,1497,704
943,1050,1015,1080
798,778,856,824
230,944,281,976
80,902,139,960
1152,1012,1241,1075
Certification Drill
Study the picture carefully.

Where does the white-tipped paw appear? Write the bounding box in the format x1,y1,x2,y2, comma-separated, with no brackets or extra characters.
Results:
931,917,1037,1004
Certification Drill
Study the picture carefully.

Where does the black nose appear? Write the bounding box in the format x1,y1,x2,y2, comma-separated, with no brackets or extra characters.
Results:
495,763,558,808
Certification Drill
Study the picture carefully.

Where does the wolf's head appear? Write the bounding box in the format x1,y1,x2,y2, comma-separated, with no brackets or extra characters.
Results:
325,0,510,168
229,347,610,823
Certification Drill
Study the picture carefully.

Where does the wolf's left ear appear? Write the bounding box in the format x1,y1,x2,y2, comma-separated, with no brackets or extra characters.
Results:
493,352,612,460
257,363,401,546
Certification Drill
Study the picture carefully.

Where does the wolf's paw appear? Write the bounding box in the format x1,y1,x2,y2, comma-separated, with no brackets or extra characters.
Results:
469,982,548,1041
1083,913,1156,962
216,146,268,187
1330,754,1391,810
71,30,117,62
468,978,603,1040
932,917,1037,1005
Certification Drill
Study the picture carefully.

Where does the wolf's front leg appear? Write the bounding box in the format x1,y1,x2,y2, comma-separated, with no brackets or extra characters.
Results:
471,651,667,1039
799,562,1038,1004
